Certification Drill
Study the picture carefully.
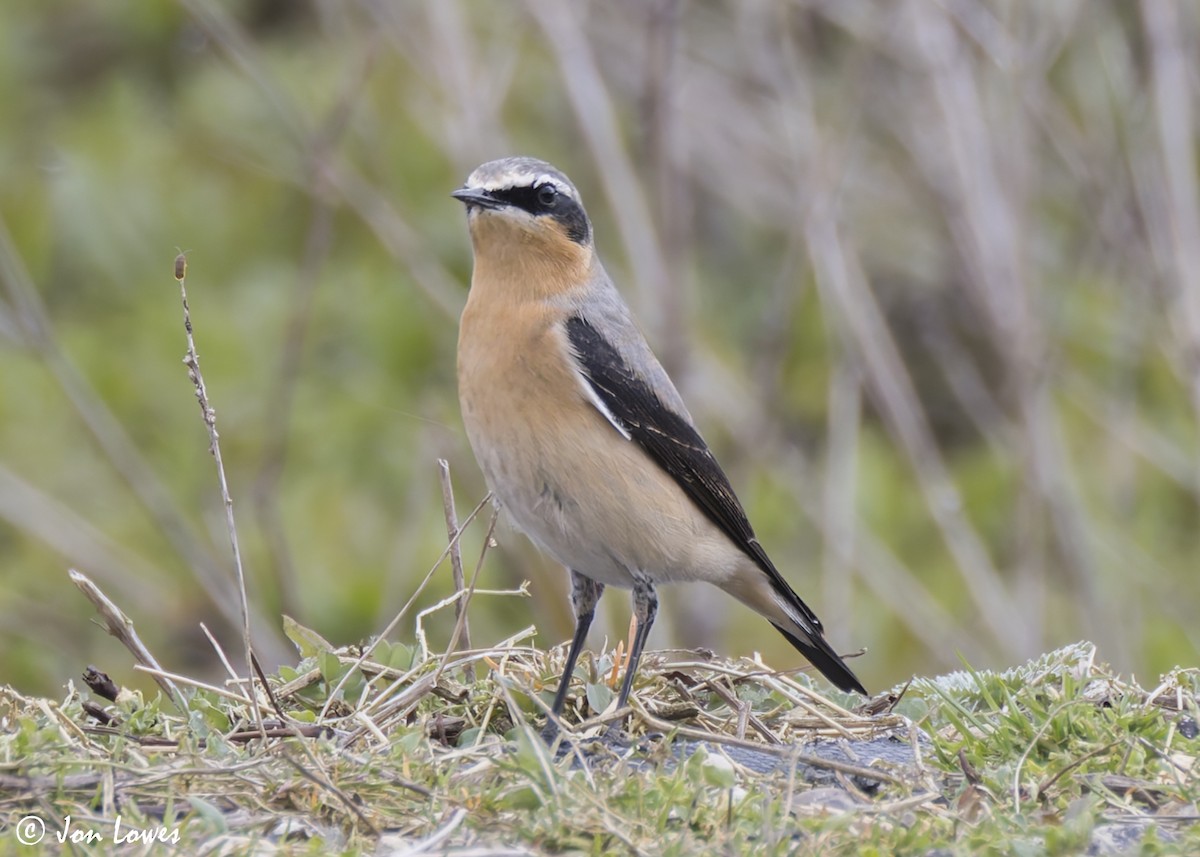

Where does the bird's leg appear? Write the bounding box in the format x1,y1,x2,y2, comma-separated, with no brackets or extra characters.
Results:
615,574,658,711
550,570,605,718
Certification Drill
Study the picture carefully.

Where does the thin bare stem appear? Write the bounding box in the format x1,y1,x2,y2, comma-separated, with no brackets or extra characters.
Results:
438,459,473,678
433,508,499,686
173,254,263,734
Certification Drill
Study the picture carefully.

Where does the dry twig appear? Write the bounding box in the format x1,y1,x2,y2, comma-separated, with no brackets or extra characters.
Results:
68,569,187,711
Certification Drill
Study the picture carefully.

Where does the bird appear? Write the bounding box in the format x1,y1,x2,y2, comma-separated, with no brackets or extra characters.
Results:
452,156,866,723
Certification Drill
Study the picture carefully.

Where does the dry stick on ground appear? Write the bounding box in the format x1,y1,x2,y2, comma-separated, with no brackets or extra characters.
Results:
200,621,242,685
68,569,187,711
135,665,251,705
340,637,538,746
280,755,380,836
318,490,493,722
438,459,474,681
432,508,499,687
629,698,906,786
202,621,287,725
173,253,263,736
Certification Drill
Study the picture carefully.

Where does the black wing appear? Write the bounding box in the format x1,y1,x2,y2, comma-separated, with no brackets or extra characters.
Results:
566,316,824,631
568,316,868,695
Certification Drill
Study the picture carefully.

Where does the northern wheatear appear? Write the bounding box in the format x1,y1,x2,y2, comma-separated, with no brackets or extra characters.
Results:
453,157,865,721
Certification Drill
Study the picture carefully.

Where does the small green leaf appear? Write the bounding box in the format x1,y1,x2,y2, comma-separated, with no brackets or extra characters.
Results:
190,696,231,731
379,641,416,671
702,753,736,788
394,729,424,754
586,681,614,715
341,671,367,704
500,785,542,810
683,745,709,784
317,651,345,686
283,615,335,659
187,797,229,832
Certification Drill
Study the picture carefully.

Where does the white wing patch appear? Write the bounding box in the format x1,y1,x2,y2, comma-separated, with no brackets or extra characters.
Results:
576,370,632,440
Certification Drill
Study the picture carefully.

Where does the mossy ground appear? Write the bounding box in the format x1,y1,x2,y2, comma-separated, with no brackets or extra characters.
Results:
2,633,1196,855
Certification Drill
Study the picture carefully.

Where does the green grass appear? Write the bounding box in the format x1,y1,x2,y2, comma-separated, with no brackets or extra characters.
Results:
1,634,1196,855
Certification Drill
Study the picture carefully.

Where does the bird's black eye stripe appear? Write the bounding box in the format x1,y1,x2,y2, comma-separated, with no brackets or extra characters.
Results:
490,183,559,214
489,183,591,245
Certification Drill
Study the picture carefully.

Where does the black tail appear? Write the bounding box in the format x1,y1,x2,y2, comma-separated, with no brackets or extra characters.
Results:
771,622,867,695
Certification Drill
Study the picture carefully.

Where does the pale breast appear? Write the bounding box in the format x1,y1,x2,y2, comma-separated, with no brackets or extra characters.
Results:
458,303,744,589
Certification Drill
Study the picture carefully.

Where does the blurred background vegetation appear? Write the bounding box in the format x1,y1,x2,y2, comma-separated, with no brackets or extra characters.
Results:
1,0,1198,698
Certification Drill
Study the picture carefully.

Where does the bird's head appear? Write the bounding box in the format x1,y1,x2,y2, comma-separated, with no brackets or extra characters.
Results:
453,157,594,280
